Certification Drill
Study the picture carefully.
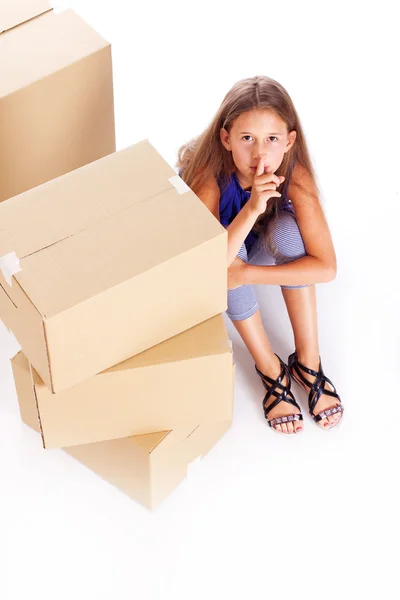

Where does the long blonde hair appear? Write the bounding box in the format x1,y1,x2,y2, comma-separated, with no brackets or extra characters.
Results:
177,76,320,235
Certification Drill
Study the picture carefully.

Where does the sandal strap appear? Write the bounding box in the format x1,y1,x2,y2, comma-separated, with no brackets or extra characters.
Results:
255,355,302,419
290,358,320,392
264,393,299,416
268,413,303,428
313,405,344,423
292,357,320,378
288,352,342,417
255,361,286,389
308,373,340,415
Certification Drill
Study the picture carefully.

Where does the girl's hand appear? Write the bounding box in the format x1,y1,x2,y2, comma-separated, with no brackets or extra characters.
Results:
249,155,285,216
228,257,248,290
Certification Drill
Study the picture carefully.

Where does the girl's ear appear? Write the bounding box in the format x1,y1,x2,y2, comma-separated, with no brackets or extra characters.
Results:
285,130,297,153
220,128,232,151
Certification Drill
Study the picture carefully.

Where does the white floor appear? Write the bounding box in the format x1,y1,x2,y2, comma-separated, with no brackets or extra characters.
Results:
1,1,399,599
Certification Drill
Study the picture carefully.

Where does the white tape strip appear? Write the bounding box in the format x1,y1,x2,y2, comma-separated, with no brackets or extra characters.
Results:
186,455,203,478
49,1,69,14
228,339,233,351
168,175,190,195
0,252,22,286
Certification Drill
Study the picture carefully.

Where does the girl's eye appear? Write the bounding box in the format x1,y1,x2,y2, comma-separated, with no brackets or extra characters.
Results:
241,136,278,142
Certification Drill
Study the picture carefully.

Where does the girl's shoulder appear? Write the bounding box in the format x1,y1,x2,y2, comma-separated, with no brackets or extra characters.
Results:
288,164,319,199
191,173,220,220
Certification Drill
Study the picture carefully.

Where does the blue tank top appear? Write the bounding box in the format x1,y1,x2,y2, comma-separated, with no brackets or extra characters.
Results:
178,167,293,255
218,172,293,254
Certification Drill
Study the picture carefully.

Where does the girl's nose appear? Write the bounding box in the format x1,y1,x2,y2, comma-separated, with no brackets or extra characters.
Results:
253,152,267,164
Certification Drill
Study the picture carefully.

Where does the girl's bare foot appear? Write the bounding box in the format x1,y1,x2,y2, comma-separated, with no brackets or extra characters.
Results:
256,354,303,434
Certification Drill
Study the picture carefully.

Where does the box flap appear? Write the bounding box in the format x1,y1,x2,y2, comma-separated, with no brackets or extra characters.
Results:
0,0,51,34
0,9,109,98
131,430,172,453
0,141,225,318
0,141,176,258
11,351,42,435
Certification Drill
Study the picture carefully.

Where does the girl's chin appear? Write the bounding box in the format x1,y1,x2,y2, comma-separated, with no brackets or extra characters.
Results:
235,171,253,190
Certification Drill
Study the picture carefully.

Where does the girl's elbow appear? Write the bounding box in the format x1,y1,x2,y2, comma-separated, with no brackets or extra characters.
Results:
323,262,337,282
312,255,336,283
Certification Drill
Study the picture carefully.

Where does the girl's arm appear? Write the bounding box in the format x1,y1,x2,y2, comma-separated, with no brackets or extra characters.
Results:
225,202,259,266
243,255,335,286
195,176,258,267
241,165,337,286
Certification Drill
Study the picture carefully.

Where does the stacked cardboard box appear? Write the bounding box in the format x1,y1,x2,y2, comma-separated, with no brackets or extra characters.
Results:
1,139,233,509
1,3,234,510
12,320,234,509
0,1,116,203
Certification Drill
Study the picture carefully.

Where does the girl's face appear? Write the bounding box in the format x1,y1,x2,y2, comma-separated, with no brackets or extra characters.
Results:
220,109,296,188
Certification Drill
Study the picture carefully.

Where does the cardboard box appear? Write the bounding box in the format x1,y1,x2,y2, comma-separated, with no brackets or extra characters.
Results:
14,349,235,510
67,421,232,510
0,1,116,203
11,315,234,448
0,140,227,393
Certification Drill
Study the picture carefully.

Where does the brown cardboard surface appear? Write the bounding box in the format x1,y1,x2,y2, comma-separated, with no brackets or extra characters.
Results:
0,0,51,33
1,141,227,393
0,8,115,202
66,420,232,510
0,276,50,389
13,344,233,510
10,187,222,316
11,315,234,448
11,349,41,435
0,140,196,259
0,10,110,97
69,432,184,510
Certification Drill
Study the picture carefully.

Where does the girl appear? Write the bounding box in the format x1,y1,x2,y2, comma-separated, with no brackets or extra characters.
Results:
177,76,343,435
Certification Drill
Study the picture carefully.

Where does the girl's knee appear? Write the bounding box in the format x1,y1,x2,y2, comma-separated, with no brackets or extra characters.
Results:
237,243,248,262
226,285,258,321
280,283,312,290
267,212,307,264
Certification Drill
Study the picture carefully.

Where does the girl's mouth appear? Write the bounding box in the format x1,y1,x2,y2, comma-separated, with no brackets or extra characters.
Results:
250,166,269,173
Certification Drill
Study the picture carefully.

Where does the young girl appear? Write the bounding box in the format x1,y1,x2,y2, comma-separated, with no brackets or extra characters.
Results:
177,76,343,435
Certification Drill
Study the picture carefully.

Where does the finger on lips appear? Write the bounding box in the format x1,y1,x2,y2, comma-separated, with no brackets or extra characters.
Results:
256,155,265,176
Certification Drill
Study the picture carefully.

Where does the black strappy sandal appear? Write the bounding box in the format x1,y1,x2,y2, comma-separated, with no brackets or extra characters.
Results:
255,354,303,434
288,352,344,430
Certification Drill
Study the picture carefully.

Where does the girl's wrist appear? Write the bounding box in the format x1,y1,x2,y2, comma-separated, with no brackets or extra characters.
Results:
244,199,259,219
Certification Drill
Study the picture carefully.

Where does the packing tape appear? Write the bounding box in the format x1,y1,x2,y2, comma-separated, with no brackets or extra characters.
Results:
0,252,22,286
186,455,203,478
49,1,69,14
168,175,190,195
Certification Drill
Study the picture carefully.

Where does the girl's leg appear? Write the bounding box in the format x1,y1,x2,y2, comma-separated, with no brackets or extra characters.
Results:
232,312,302,433
268,211,341,427
227,243,302,434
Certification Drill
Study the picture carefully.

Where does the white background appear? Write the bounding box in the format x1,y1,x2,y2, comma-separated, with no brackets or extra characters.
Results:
1,1,399,599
